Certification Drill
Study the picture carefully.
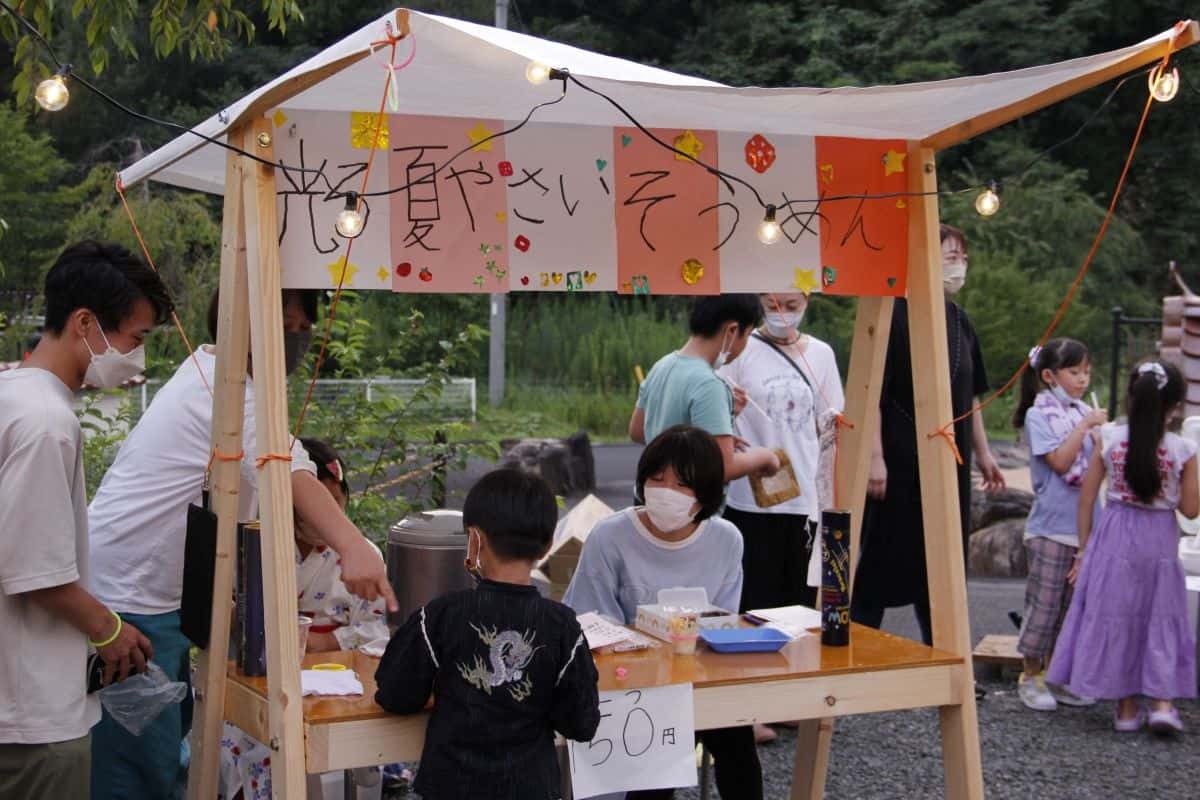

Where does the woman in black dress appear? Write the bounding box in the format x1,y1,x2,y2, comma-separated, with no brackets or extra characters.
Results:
851,224,1006,645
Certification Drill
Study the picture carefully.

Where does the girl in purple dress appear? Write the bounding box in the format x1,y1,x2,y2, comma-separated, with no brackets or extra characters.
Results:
1048,360,1198,734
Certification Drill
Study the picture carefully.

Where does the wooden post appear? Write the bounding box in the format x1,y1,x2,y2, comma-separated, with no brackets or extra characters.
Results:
904,143,983,800
241,117,307,797
838,296,893,584
186,129,250,800
789,296,892,800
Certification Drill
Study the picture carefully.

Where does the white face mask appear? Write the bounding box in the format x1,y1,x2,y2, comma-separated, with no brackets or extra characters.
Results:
1049,384,1076,406
84,326,146,389
643,487,698,533
713,329,734,370
942,259,967,295
764,311,804,339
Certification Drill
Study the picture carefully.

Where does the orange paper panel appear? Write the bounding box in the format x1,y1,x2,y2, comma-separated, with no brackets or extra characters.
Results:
614,127,721,295
814,138,909,297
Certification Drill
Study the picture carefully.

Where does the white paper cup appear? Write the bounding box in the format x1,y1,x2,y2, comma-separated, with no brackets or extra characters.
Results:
298,615,314,658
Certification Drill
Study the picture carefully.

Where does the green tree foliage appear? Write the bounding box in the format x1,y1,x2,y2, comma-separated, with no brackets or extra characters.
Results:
0,0,304,102
0,104,72,284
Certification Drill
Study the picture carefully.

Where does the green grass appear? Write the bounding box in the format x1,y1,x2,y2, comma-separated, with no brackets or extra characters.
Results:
471,383,635,443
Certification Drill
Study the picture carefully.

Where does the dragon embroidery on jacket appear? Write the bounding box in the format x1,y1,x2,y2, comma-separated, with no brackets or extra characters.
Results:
457,623,542,702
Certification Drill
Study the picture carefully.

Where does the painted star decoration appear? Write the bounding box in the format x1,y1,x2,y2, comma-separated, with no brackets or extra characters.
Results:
467,122,496,152
793,267,820,294
327,256,359,287
673,129,705,162
883,149,907,176
376,266,389,283
350,111,389,150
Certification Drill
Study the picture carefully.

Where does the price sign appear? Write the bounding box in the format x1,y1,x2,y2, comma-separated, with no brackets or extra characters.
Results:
568,683,697,798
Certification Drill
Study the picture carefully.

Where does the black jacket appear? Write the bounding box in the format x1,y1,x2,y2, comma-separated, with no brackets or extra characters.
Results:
376,579,600,800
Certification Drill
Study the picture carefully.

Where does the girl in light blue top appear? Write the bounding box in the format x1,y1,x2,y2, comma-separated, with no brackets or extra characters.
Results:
1011,338,1106,712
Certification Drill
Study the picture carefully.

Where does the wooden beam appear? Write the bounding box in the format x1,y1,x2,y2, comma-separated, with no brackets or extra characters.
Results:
790,717,834,800
186,130,250,800
837,296,893,586
922,21,1199,150
799,296,892,800
904,143,983,800
241,117,307,798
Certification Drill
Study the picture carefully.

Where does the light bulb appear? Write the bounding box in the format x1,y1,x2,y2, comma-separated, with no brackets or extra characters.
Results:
525,61,551,85
757,205,782,245
334,193,364,238
1149,64,1180,102
35,73,69,112
974,185,1000,217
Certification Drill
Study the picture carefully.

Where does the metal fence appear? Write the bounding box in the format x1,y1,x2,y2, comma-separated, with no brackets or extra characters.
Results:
129,377,477,421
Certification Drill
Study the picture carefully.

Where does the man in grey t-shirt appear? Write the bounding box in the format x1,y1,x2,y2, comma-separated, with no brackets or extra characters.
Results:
0,242,171,799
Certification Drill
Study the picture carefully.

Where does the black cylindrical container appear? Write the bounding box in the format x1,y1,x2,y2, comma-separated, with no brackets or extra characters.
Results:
820,509,851,646
237,523,267,677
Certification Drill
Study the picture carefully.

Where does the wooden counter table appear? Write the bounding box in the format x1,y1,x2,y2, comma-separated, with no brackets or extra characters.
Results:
225,623,963,792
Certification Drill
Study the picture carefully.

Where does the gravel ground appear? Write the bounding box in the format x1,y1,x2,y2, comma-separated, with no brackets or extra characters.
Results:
677,577,1199,800
390,448,1199,798
387,577,1198,799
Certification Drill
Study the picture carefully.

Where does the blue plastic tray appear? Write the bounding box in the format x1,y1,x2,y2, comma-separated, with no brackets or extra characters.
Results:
699,627,790,653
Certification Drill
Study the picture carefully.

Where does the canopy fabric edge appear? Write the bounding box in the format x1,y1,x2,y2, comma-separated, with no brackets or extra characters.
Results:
923,20,1199,149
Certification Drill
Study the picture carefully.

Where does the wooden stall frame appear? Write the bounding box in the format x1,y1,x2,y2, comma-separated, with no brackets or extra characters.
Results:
182,14,1199,799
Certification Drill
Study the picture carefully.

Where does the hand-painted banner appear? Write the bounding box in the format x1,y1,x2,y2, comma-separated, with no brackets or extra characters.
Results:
272,109,909,297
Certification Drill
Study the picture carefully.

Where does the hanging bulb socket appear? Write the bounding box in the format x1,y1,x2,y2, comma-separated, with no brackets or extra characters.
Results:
35,65,71,112
757,204,782,245
525,61,569,87
1148,63,1180,102
975,182,1000,217
334,192,365,239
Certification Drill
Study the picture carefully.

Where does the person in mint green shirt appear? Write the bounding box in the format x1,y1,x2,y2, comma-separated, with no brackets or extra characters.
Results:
630,294,781,481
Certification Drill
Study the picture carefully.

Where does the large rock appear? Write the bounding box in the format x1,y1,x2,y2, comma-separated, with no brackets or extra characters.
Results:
969,487,1033,533
968,519,1028,578
499,432,596,496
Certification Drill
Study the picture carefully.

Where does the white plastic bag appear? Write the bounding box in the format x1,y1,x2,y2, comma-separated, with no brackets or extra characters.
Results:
98,662,188,735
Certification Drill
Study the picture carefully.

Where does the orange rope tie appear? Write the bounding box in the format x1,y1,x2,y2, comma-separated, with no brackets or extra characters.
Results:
115,177,214,398
205,446,246,474
255,453,293,470
924,36,1178,459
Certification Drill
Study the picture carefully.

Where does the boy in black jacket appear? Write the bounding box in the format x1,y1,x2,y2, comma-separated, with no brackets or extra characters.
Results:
376,469,600,800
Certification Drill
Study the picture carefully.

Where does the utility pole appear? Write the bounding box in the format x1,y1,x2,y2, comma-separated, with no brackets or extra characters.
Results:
488,0,509,407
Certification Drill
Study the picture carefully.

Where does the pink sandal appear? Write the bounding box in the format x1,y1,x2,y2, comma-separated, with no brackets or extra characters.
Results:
1148,708,1184,735
1113,708,1146,733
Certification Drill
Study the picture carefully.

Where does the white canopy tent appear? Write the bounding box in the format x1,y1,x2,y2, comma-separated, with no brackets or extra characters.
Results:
117,10,1196,800
121,12,1196,195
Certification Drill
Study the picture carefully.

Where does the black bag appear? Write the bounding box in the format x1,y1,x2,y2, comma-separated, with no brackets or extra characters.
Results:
180,496,218,649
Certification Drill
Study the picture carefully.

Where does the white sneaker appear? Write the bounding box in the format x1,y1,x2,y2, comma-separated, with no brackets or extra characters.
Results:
1048,682,1096,707
1018,672,1057,711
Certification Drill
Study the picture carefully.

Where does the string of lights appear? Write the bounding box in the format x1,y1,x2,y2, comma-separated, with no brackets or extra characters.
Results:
0,0,1185,242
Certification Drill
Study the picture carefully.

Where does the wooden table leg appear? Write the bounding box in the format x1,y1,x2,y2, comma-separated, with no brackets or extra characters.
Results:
790,717,834,800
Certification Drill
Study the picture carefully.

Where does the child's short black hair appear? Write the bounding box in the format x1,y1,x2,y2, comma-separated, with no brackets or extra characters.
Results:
206,288,320,341
462,468,557,561
300,437,350,498
43,240,173,334
688,294,763,338
634,425,726,523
